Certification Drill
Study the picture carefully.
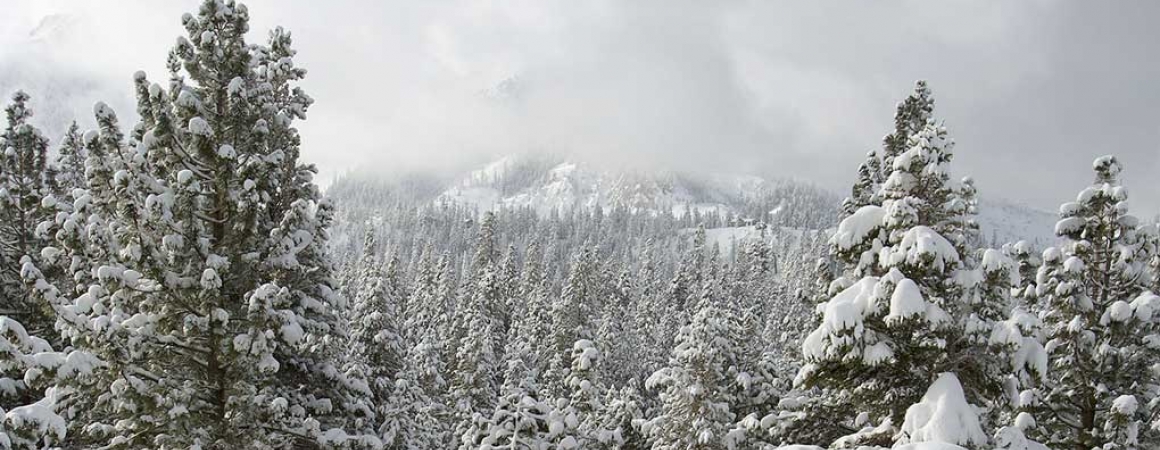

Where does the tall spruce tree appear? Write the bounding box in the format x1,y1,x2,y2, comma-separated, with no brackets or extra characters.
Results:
1032,156,1160,450
796,81,1012,434
23,1,376,447
542,245,600,397
344,234,405,444
52,122,87,198
644,297,747,450
0,92,57,341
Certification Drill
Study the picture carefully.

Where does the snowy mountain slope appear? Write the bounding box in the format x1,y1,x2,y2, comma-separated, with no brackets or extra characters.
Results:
0,13,135,143
434,155,841,229
701,225,825,258
435,155,740,216
975,197,1059,247
326,154,1059,248
432,155,1060,246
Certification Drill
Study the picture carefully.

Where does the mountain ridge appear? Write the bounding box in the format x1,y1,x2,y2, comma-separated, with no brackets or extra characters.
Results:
330,154,1061,246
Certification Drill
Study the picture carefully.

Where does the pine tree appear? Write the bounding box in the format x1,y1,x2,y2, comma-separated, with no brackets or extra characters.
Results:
594,289,637,388
1033,156,1160,450
433,253,459,365
457,377,550,450
380,375,443,450
841,151,879,215
344,235,406,444
0,92,57,341
511,240,553,379
450,298,501,441
52,122,87,197
1004,240,1042,303
595,384,647,450
555,339,610,450
567,339,602,417
543,245,600,397
400,329,451,447
20,104,131,447
797,81,1011,432
881,80,934,175
452,212,507,364
0,316,73,449
499,244,521,334
632,239,669,380
401,244,439,344
23,2,376,447
644,300,746,450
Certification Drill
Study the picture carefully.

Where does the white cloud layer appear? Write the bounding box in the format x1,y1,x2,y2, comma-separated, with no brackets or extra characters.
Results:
2,0,1158,213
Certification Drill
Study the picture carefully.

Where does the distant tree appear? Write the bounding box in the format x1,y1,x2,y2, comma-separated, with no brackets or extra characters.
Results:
344,234,406,444
52,121,86,196
644,299,747,450
543,245,600,397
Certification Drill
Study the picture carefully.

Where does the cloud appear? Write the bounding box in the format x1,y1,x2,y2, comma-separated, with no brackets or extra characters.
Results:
2,0,1159,214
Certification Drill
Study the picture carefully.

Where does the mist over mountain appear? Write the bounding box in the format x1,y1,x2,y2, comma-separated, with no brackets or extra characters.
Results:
327,153,1059,247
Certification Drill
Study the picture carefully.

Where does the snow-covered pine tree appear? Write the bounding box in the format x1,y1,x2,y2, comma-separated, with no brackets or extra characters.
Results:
542,245,600,397
401,243,438,344
453,212,507,360
567,339,602,417
881,80,934,175
796,81,1010,433
511,239,553,379
647,238,704,378
342,230,379,302
344,233,406,444
379,371,443,450
594,285,637,388
595,384,647,450
1004,240,1042,303
533,339,610,450
498,321,544,403
841,151,879,216
632,239,670,380
499,244,521,333
0,94,82,449
17,101,137,447
450,290,502,442
400,328,451,446
644,297,746,450
0,92,57,341
24,1,376,447
1033,155,1160,450
433,253,460,365
547,339,613,450
52,122,87,198
0,316,70,449
449,213,517,434
457,371,550,450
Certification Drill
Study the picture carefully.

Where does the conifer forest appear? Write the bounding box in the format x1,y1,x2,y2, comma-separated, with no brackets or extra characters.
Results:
1,2,1158,449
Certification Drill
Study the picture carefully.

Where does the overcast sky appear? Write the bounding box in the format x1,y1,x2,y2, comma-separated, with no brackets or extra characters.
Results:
2,1,1158,213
